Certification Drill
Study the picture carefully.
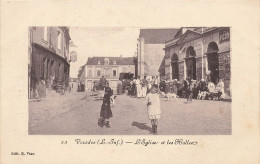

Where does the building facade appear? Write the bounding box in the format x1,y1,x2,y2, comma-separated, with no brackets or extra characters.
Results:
164,27,231,95
137,29,179,78
28,26,71,98
81,57,136,91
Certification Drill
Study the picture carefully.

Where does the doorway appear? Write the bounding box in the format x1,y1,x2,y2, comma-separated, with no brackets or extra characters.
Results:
185,46,196,80
171,53,179,80
207,42,219,84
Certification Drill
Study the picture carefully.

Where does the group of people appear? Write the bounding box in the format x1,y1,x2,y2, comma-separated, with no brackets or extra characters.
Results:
77,82,85,92
159,78,181,95
31,75,71,99
181,78,225,100
127,76,160,98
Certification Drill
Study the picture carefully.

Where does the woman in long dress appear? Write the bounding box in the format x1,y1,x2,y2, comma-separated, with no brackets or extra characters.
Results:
100,86,113,128
172,79,178,95
207,81,215,100
145,84,161,134
216,79,225,99
136,76,142,98
147,79,152,94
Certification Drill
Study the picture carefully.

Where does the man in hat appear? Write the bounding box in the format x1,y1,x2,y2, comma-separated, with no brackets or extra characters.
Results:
142,76,148,97
100,75,107,90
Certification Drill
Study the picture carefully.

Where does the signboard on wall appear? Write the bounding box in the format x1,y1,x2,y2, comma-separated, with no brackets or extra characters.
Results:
70,51,77,62
219,28,230,43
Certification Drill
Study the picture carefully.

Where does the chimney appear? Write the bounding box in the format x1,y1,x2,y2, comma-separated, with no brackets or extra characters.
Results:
120,54,122,58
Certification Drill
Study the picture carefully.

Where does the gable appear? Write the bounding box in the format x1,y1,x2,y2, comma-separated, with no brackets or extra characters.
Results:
177,31,201,45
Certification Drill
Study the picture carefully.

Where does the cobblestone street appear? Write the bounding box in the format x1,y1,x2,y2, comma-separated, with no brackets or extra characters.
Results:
29,90,87,127
29,91,231,135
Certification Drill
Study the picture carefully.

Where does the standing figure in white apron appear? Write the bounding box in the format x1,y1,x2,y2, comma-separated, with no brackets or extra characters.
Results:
136,76,142,98
145,84,161,134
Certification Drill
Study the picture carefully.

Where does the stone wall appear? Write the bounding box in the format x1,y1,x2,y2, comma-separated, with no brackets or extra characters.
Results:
219,51,231,95
143,44,165,77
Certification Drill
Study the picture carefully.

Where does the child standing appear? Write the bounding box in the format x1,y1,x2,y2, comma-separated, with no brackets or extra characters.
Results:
145,84,161,134
100,86,113,128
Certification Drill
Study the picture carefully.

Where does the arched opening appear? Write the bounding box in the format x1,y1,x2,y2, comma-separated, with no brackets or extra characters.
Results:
185,46,196,80
171,53,179,80
207,42,219,84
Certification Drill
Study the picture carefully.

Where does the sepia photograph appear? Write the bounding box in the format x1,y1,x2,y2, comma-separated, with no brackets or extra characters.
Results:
1,0,260,163
28,26,231,135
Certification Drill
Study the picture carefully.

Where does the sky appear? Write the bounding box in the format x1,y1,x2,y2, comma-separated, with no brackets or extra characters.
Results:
69,27,140,78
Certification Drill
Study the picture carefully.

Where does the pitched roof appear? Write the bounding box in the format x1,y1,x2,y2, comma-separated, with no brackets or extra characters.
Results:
139,29,179,44
176,30,201,44
165,27,222,48
174,27,198,38
86,57,135,65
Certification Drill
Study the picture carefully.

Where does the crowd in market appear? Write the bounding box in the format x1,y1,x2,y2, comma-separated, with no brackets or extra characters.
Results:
94,73,226,101
117,75,226,101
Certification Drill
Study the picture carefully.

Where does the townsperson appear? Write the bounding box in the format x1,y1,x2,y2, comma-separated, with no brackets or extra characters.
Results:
145,84,161,135
136,76,142,98
100,75,107,90
100,86,114,128
142,76,148,97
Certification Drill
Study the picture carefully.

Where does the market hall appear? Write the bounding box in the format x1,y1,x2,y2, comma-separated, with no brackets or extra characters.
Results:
163,27,231,96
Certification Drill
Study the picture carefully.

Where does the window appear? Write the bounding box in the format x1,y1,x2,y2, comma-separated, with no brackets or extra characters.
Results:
113,70,117,77
88,69,92,78
98,60,101,65
104,58,109,65
113,60,116,65
97,69,101,76
57,31,62,50
43,27,48,41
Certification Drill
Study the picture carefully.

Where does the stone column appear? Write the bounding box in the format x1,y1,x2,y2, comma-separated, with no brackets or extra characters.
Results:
137,38,141,77
140,38,145,78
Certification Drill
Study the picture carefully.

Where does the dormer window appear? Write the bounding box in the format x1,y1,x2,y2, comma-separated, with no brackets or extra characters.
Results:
113,60,116,65
98,60,101,65
104,58,109,65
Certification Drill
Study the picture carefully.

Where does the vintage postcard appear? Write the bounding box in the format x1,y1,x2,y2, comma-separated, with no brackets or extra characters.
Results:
1,0,259,164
